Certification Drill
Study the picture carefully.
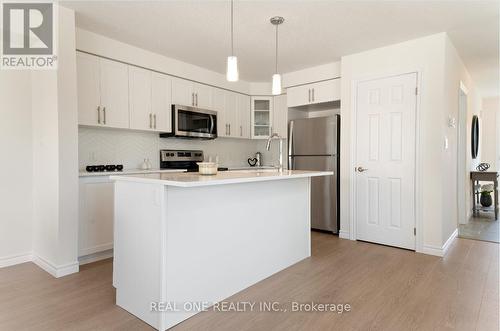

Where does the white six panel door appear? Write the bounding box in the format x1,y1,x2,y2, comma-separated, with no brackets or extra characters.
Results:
355,73,417,250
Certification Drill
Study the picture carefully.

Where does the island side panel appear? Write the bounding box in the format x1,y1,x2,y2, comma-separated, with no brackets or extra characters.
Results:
113,180,165,330
162,177,311,329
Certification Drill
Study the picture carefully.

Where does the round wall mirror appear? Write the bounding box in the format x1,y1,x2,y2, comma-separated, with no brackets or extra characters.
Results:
471,115,479,159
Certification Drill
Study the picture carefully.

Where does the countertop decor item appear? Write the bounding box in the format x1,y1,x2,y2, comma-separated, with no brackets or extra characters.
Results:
140,158,152,170
85,164,124,173
477,163,490,172
197,162,218,175
247,158,257,166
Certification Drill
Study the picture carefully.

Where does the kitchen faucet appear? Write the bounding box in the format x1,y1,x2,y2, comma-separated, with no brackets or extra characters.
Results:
266,133,284,172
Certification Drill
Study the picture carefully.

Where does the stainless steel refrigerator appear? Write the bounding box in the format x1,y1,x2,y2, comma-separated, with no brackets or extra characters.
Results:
288,115,340,233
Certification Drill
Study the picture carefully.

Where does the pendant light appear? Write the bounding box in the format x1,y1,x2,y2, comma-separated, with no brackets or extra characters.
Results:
270,16,284,95
226,0,238,81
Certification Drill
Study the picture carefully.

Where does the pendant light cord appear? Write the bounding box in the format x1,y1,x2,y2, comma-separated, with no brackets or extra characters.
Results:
275,24,278,73
230,0,234,56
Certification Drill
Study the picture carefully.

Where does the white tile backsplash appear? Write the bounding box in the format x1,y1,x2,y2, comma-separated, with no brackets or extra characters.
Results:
79,127,281,170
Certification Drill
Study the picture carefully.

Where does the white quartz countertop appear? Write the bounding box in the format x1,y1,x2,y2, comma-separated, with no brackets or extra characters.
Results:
110,170,333,187
79,168,186,177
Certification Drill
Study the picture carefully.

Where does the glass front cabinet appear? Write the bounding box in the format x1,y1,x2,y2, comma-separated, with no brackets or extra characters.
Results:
251,96,273,139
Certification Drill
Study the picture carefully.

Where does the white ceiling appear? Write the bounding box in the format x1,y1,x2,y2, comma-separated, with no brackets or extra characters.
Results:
63,1,499,97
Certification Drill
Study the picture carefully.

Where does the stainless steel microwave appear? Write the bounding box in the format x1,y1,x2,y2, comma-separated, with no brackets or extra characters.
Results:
160,105,217,139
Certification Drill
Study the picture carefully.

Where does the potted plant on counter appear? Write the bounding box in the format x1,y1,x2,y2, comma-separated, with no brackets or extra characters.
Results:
480,184,494,207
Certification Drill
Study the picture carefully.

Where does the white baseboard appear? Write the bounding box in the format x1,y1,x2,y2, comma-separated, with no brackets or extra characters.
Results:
0,252,32,268
339,230,350,239
79,249,113,265
421,228,458,257
32,254,79,278
79,243,113,257
442,228,458,255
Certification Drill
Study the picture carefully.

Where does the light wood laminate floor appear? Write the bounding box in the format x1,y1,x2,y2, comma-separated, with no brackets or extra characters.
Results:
0,232,498,331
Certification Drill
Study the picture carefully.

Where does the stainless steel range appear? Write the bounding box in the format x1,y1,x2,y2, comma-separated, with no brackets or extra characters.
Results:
160,149,228,172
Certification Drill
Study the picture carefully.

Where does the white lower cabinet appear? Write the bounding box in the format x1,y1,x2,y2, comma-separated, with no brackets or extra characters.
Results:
78,177,114,257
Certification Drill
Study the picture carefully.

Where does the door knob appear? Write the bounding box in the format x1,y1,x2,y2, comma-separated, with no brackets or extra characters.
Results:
357,166,368,172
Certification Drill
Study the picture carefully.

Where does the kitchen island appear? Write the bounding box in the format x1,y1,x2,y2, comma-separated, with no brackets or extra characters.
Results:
111,169,332,330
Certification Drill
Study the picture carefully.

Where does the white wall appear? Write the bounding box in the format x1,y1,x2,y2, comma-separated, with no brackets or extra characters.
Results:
340,33,473,253
442,37,482,240
481,97,500,171
57,7,79,266
31,5,79,274
0,71,33,266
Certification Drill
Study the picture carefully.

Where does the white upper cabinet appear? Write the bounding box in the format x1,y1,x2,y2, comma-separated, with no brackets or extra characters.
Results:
172,78,213,108
171,77,193,106
77,53,129,128
129,68,172,132
129,66,152,131
151,73,172,132
212,88,227,137
251,96,273,139
225,91,239,137
212,89,250,139
77,52,101,126
287,79,340,108
238,94,251,139
76,52,258,138
272,94,288,138
99,58,130,128
193,82,212,109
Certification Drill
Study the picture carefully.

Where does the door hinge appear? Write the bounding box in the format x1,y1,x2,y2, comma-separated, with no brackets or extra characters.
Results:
415,87,418,95
414,227,416,236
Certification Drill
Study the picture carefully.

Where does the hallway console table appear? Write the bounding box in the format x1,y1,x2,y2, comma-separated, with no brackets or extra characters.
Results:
470,171,498,220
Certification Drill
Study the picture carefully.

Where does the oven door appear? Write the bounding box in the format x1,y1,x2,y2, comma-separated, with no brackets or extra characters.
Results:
174,105,217,139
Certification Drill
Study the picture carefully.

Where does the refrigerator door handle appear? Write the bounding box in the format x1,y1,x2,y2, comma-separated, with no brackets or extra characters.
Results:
288,120,294,161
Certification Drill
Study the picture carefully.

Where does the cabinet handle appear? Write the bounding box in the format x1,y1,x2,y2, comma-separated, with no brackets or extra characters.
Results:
308,89,311,103
312,88,315,102
103,107,106,125
229,124,231,135
97,106,101,124
149,113,152,128
191,92,194,106
240,125,242,137
225,124,228,135
153,114,157,129
195,93,198,107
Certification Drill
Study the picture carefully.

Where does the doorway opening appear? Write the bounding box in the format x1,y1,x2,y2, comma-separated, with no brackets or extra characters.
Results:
457,84,499,243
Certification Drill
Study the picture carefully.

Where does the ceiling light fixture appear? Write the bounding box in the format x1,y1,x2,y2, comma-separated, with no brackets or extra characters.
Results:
270,16,284,95
226,0,238,82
